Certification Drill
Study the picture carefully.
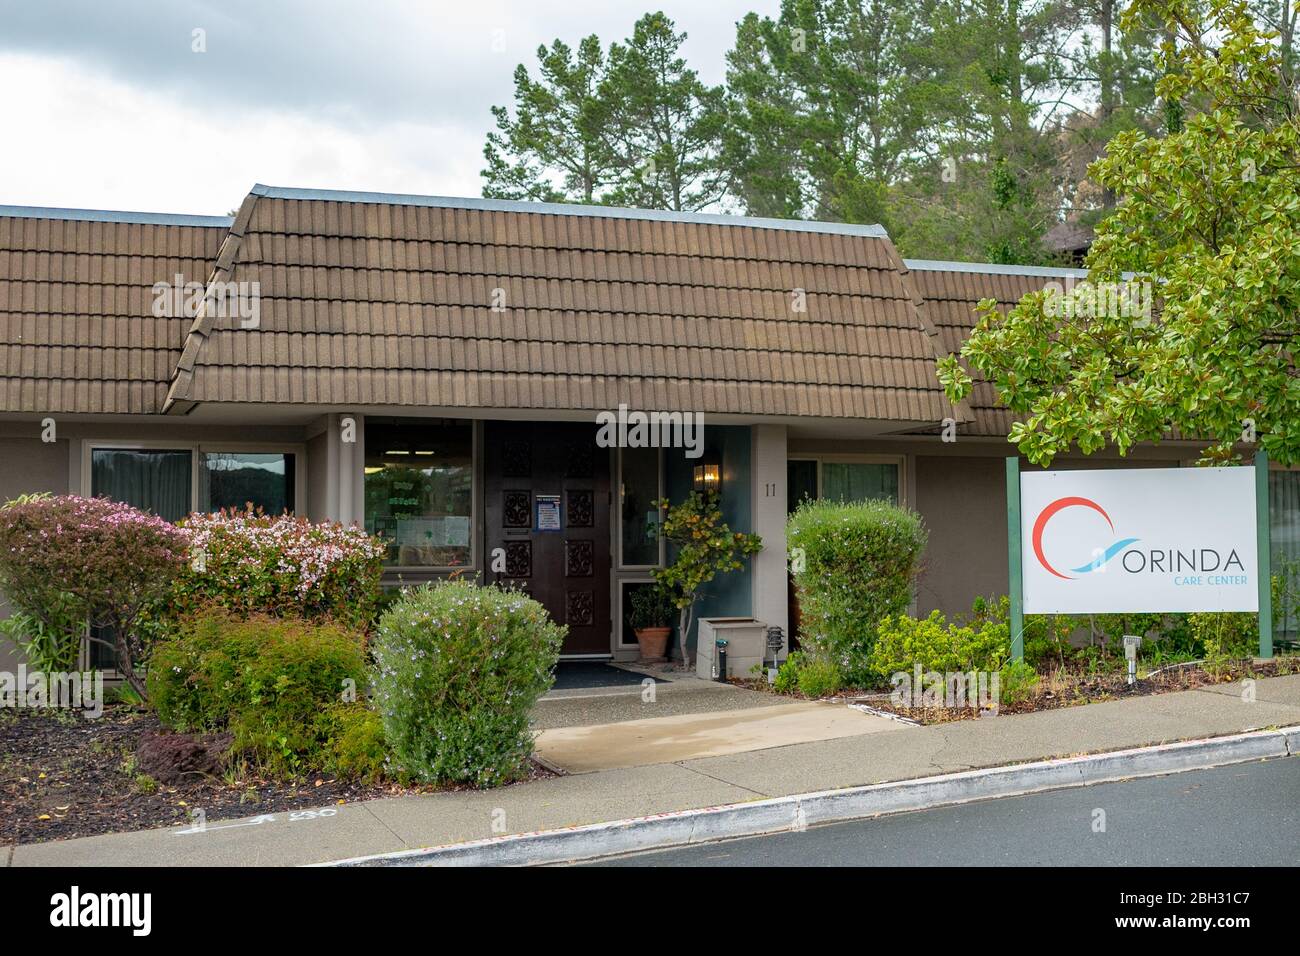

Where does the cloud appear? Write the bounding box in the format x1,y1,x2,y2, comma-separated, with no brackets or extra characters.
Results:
0,0,770,212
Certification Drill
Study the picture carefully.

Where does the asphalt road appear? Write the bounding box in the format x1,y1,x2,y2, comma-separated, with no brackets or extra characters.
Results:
585,755,1300,866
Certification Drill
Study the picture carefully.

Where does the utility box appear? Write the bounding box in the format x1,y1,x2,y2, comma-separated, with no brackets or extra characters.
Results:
696,617,769,680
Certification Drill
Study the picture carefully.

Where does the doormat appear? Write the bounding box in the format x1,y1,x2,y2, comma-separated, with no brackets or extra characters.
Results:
551,662,666,691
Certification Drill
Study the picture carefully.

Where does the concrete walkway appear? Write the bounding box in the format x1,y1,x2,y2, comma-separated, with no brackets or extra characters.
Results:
536,700,901,772
8,674,1300,867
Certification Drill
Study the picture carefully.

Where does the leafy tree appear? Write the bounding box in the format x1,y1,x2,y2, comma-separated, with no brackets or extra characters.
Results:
939,0,1300,465
599,13,731,211
891,0,1075,263
482,36,614,203
723,0,932,228
481,14,727,211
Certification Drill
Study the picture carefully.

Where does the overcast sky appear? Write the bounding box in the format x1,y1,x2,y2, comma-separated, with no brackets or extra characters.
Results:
0,0,773,216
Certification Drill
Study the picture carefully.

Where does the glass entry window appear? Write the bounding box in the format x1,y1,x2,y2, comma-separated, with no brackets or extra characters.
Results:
786,457,901,514
620,446,662,567
365,420,473,568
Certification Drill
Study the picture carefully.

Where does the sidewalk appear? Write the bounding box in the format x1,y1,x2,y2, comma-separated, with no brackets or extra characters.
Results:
8,674,1300,867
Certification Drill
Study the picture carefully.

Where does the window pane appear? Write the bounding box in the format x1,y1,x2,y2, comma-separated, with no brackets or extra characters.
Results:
91,448,192,522
201,452,295,514
821,462,898,504
621,446,661,566
787,459,818,514
364,420,473,567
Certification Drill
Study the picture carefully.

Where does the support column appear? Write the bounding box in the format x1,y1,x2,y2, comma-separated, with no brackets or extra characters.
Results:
752,424,789,657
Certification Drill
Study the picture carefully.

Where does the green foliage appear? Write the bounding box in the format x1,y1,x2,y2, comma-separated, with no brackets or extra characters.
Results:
147,612,368,776
796,656,844,698
0,495,187,696
943,0,1300,466
998,659,1040,706
870,608,1010,678
770,651,844,697
371,580,564,788
319,703,388,784
654,491,762,665
173,509,385,633
1189,611,1257,660
773,651,805,695
786,498,927,684
628,583,677,630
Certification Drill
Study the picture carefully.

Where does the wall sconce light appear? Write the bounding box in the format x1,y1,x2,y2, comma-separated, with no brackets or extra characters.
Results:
693,462,721,494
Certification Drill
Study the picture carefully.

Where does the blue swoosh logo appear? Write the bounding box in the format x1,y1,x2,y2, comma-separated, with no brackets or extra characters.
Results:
1070,538,1139,574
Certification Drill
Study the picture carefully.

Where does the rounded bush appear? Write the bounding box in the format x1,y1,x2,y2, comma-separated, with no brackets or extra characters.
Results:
787,498,927,685
371,580,564,787
148,611,368,775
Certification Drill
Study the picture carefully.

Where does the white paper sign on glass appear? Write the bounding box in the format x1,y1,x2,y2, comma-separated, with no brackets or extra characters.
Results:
1020,466,1258,614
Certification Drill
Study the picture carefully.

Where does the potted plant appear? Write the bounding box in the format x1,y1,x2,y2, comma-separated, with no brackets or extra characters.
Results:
628,583,676,662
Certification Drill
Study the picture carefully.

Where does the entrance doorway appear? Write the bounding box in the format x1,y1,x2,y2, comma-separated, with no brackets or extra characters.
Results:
484,421,612,656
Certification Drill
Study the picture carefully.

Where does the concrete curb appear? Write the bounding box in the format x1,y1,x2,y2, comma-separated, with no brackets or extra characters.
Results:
323,725,1300,867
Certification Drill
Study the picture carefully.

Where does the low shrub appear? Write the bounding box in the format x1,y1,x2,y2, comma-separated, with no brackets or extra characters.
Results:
773,651,804,695
318,703,388,784
0,495,188,694
371,580,564,787
147,611,367,775
173,509,386,632
787,499,927,684
796,657,843,698
870,608,1010,679
998,659,1040,706
1189,611,1257,660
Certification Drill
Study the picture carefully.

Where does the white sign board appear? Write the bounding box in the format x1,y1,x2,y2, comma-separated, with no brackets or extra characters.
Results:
1020,467,1258,614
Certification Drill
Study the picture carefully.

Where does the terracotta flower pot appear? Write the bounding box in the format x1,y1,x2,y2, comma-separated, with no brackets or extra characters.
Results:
634,626,672,663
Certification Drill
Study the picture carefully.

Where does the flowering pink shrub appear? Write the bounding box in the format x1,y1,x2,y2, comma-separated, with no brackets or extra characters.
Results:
173,509,386,632
0,495,189,695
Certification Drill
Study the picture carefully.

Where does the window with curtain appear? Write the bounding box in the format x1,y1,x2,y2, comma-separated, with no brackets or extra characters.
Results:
201,452,295,514
620,446,661,566
89,448,194,669
820,461,899,504
90,448,193,523
364,420,473,567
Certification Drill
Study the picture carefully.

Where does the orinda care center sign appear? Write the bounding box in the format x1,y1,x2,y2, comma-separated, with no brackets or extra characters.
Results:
1020,467,1258,614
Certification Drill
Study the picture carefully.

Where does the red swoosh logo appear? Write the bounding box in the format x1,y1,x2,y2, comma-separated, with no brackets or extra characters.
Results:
1032,496,1114,579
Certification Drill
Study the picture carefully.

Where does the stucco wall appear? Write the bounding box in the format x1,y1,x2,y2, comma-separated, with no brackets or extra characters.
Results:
0,437,71,672
913,454,1008,616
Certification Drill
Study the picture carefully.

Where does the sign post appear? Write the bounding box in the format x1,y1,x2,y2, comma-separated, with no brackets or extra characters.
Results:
1256,451,1273,659
1006,457,1024,662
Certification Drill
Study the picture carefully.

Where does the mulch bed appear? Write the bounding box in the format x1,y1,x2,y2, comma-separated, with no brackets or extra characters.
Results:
735,656,1300,725
0,706,554,845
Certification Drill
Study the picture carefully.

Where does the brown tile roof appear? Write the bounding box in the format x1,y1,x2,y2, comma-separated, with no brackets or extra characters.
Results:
163,186,967,424
902,259,1087,436
0,207,229,414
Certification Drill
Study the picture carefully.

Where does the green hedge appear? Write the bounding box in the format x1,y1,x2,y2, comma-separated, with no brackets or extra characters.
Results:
787,499,927,684
147,611,369,776
371,580,564,788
